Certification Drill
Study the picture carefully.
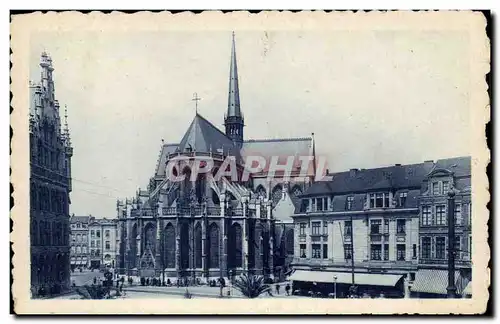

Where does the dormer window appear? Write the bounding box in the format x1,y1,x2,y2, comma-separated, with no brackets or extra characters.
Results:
346,196,354,210
432,182,440,195
369,193,390,208
443,181,449,194
313,197,328,212
399,192,408,207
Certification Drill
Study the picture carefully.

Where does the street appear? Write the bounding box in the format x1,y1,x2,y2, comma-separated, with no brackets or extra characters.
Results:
121,284,299,299
70,269,105,286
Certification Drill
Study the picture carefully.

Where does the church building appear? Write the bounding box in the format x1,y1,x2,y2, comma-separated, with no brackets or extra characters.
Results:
116,33,314,282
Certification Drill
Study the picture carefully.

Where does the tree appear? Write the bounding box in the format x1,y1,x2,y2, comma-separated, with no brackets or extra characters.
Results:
233,273,271,298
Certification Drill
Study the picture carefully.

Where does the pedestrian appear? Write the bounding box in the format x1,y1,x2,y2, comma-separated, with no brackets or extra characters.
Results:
93,277,97,285
275,284,280,295
285,283,290,296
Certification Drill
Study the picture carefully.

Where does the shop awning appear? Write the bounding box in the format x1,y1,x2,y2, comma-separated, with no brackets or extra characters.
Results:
289,270,403,287
463,282,472,296
410,269,460,295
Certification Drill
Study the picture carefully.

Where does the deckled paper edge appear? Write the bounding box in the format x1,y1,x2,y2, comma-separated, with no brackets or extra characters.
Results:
10,10,491,314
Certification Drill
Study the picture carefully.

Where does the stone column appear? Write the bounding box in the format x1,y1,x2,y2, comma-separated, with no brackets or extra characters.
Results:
267,201,274,278
175,220,181,279
201,215,208,278
242,200,248,272
125,221,131,275
220,191,227,278
155,217,162,277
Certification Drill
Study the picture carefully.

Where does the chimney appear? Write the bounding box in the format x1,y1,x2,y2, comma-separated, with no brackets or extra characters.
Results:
424,160,434,168
395,163,402,167
349,168,358,177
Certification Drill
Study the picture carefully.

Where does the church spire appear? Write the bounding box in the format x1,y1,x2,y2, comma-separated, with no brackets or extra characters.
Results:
224,32,244,147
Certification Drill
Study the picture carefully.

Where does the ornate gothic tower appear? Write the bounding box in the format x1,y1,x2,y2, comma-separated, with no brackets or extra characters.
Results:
224,32,244,147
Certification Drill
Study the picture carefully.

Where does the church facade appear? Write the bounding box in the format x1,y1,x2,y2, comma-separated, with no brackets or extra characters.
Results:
116,34,313,282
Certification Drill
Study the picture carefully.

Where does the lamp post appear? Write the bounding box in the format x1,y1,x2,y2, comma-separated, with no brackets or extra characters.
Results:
333,275,337,299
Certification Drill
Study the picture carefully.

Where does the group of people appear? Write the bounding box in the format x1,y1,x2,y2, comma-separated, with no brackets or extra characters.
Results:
271,283,291,296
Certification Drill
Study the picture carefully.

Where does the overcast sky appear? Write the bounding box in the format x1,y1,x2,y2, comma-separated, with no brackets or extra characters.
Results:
30,30,471,218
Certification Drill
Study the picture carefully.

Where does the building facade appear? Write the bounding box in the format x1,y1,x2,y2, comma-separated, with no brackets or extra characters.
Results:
116,33,304,282
290,157,472,298
70,215,91,270
29,52,73,297
87,218,118,269
411,157,472,297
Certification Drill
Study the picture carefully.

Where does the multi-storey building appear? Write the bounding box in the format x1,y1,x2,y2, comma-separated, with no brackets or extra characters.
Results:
70,215,91,270
410,157,472,297
88,218,118,269
29,52,73,297
290,157,471,298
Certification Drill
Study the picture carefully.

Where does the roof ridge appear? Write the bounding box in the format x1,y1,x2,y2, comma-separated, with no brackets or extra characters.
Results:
195,113,234,143
244,137,312,143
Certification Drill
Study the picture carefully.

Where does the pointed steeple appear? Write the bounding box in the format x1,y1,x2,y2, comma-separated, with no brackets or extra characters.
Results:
227,32,241,118
224,32,244,147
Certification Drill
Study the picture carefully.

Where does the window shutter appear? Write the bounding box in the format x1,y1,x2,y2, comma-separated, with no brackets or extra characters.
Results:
460,235,466,260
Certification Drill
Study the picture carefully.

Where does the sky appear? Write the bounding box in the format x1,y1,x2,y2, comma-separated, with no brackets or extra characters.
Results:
29,30,472,218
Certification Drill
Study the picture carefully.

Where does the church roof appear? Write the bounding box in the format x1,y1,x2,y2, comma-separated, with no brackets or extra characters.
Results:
178,113,242,160
155,143,179,177
241,137,314,176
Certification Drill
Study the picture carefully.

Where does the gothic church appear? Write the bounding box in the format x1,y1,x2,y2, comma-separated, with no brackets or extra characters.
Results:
116,33,314,282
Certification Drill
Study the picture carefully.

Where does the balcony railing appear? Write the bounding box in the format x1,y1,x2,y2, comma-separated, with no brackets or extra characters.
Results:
162,207,178,215
419,258,472,266
207,206,221,216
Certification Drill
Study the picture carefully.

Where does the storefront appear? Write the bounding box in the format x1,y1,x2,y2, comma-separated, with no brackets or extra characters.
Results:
289,270,405,298
410,269,471,298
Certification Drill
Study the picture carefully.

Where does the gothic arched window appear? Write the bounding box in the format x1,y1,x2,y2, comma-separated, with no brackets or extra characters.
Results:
208,223,220,268
180,222,190,269
228,223,242,269
194,223,202,269
256,185,266,199
271,185,283,206
163,223,176,268
291,185,303,198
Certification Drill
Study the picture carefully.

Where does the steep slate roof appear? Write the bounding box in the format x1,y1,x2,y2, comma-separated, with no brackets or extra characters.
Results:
178,113,241,161
70,215,91,224
431,156,471,178
300,156,471,199
241,137,313,176
155,143,179,177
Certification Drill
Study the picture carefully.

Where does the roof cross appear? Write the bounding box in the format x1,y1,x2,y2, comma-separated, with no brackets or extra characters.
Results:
192,92,201,114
